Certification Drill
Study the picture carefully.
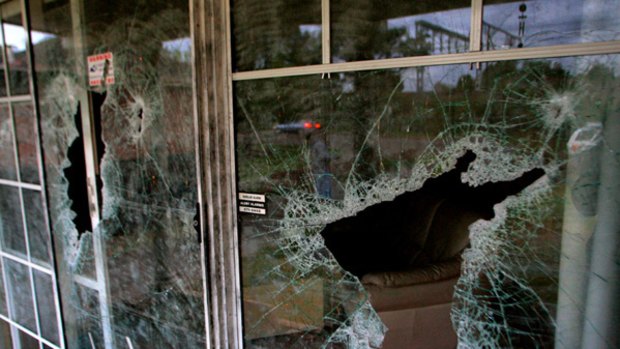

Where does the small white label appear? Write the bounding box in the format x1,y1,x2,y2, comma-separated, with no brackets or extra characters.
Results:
239,192,265,203
239,206,266,215
88,52,115,87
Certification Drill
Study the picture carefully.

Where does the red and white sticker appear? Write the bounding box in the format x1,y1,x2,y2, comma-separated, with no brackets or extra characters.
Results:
87,52,115,87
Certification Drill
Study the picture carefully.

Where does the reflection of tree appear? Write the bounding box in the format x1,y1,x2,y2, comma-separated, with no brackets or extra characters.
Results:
234,0,487,180
331,0,426,180
236,55,578,191
232,0,321,70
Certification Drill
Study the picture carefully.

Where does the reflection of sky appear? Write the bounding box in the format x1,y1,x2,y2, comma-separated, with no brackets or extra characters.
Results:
389,0,620,91
387,0,620,50
401,54,620,94
152,2,617,89
484,0,620,46
163,37,191,52
162,37,192,62
3,23,54,52
299,24,322,37
388,7,472,91
388,7,471,41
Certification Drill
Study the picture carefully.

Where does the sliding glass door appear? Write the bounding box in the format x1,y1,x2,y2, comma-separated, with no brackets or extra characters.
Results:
27,0,207,347
230,1,620,348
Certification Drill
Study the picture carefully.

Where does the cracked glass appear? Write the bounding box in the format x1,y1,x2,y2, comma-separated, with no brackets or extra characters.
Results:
234,53,620,348
32,0,205,347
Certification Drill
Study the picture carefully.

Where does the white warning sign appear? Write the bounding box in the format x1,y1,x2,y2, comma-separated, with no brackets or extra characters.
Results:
239,192,266,203
239,206,266,215
238,192,267,215
87,52,115,87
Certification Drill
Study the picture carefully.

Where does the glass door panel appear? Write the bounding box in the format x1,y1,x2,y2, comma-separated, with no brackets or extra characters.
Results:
0,2,64,348
31,0,206,347
234,54,620,348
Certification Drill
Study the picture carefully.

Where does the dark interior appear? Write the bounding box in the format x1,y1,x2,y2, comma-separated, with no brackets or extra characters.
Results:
321,150,545,278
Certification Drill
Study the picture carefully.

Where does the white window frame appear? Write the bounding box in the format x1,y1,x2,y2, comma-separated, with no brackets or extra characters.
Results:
231,0,620,81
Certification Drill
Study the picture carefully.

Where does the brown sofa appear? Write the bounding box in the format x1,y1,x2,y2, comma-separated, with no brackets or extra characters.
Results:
362,257,462,349
320,152,543,347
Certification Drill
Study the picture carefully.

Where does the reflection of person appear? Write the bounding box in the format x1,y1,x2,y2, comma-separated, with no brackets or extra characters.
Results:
306,129,332,198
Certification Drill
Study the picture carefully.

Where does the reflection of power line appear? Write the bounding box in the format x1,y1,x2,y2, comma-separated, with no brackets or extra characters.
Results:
483,21,520,50
414,20,469,91
415,20,468,55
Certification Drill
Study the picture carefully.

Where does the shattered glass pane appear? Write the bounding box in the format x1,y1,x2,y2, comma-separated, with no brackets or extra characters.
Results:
32,0,206,347
235,54,620,348
37,72,95,275
483,0,620,50
331,0,471,62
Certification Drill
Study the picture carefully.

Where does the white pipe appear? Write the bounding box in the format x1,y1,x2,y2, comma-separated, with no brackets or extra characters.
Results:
555,123,602,349
581,102,620,348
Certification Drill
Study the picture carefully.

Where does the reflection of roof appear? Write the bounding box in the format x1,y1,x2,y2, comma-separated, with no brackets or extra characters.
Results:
415,20,468,42
374,1,471,21
482,21,519,41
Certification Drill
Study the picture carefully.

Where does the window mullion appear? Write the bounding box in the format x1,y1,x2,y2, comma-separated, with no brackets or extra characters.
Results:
322,0,330,65
470,0,483,53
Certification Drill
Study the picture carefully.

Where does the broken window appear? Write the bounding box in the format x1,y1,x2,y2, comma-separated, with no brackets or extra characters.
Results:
31,0,206,347
6,0,616,348
234,54,620,348
0,1,63,347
